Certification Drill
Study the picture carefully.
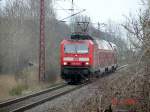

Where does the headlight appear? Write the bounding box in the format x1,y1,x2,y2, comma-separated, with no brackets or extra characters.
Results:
63,62,67,65
85,62,89,65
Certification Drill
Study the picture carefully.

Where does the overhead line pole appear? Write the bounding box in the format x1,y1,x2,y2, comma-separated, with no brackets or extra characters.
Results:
39,0,46,81
71,0,74,33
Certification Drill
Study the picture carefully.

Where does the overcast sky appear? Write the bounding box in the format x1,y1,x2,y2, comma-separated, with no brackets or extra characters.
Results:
0,0,142,23
54,0,142,24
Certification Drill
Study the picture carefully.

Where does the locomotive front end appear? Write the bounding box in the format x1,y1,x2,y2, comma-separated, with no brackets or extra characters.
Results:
60,40,94,82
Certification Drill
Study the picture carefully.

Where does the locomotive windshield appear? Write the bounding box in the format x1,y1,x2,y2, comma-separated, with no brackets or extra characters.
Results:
64,44,88,54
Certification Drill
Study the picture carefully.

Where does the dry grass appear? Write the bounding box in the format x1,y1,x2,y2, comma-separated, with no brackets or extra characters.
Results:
0,74,17,100
0,67,61,101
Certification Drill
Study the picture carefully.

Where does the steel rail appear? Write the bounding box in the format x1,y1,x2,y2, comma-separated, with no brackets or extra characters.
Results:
11,83,87,112
0,83,66,108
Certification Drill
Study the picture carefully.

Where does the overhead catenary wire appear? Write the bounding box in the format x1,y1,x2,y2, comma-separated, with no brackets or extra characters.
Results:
57,9,86,23
54,0,86,24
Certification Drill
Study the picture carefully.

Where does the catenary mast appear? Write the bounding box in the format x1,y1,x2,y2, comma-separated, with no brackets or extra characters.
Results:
39,0,45,81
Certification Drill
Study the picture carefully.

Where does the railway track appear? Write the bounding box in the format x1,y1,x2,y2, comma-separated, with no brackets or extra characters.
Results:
0,83,67,112
0,82,88,112
0,65,128,112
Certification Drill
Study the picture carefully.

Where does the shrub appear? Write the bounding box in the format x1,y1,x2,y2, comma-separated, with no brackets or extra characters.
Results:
9,84,28,96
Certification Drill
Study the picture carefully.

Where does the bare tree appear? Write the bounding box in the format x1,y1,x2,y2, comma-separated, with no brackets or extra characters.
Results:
122,2,150,111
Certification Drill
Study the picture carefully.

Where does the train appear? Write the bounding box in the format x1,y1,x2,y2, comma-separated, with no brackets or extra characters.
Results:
60,33,118,83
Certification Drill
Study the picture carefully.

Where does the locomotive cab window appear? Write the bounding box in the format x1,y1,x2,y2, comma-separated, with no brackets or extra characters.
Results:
64,44,89,54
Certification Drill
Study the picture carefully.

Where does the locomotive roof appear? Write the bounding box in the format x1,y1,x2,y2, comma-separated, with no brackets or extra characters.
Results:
70,32,94,40
61,39,94,45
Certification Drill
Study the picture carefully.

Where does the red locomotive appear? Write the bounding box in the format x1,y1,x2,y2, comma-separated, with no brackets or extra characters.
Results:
60,33,118,82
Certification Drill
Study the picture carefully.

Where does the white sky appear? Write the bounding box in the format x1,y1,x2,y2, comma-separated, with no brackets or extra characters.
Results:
54,0,142,24
0,0,142,23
